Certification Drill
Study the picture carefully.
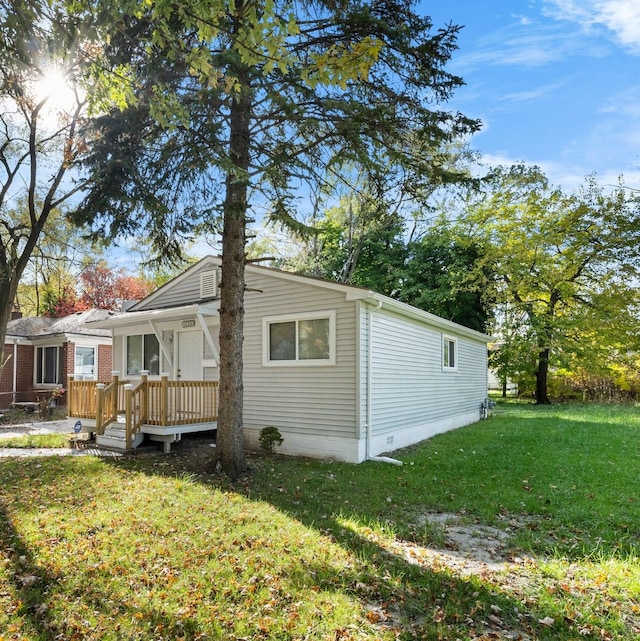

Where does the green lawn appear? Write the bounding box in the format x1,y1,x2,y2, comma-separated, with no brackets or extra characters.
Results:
0,432,70,449
1,401,638,640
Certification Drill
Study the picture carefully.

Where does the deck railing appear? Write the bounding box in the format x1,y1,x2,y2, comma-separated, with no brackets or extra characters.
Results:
68,372,219,448
68,374,130,429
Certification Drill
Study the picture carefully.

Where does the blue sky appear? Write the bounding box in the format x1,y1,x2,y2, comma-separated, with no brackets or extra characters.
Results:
424,0,640,190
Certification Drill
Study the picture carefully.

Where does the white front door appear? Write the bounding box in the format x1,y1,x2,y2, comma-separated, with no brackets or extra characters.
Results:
177,331,203,380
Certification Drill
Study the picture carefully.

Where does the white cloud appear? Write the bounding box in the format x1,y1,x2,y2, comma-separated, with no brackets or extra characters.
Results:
456,33,558,68
544,0,640,54
512,14,533,26
453,20,608,73
499,81,568,103
476,153,636,193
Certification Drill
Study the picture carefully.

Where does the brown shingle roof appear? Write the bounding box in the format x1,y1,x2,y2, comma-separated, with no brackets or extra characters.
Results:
6,310,113,340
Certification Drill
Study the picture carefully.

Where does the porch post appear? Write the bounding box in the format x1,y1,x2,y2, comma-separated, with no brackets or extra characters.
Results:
95,383,105,435
161,373,169,426
67,374,75,416
140,370,149,426
124,383,134,450
111,371,120,420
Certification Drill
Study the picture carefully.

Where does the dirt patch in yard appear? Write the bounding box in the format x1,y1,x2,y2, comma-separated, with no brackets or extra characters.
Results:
369,512,541,639
401,511,530,577
402,512,527,578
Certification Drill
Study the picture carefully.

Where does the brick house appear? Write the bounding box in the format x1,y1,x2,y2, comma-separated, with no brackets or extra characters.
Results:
1,309,113,409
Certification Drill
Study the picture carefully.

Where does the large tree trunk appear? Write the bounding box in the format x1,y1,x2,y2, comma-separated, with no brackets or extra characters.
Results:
0,231,42,379
0,275,20,379
216,64,251,481
535,347,551,405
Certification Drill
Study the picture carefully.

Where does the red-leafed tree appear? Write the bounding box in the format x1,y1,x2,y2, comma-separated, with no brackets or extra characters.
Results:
43,284,88,317
79,261,152,310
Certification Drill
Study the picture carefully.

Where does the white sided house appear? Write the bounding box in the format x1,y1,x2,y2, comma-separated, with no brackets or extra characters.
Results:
78,256,490,462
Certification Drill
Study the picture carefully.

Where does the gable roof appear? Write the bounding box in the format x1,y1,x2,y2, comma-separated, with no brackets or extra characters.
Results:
128,256,221,312
124,256,491,343
6,309,114,341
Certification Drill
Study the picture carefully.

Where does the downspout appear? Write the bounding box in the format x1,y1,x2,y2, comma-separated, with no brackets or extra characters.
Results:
12,340,18,405
364,300,379,461
365,299,403,466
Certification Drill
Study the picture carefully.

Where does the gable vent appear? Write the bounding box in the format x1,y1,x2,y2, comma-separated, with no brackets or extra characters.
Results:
200,270,218,299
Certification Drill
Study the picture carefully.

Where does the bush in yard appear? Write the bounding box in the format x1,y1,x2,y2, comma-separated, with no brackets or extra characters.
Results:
37,387,66,420
259,426,283,454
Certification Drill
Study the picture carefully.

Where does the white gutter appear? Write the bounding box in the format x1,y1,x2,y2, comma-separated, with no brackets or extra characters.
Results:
359,291,493,343
87,302,220,329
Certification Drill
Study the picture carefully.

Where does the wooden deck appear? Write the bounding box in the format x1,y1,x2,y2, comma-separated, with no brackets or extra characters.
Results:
67,373,219,450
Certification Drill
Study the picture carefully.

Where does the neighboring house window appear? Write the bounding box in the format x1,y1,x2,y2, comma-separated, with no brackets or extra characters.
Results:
36,346,63,385
75,346,96,380
126,334,160,375
264,312,336,365
443,336,457,370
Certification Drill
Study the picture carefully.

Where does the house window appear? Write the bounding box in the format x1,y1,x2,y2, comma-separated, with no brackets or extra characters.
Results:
126,334,160,375
75,346,96,380
264,312,336,366
443,336,457,370
36,346,63,384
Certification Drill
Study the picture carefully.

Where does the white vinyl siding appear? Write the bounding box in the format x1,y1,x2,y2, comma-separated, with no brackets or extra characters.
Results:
111,255,490,462
113,335,123,374
367,309,487,438
135,262,221,310
242,271,358,440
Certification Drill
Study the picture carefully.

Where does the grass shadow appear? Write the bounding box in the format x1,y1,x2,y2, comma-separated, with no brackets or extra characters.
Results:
2,399,639,639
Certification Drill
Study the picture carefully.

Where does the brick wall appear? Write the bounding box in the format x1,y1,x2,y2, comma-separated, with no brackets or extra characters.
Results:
0,343,35,407
2,340,113,409
0,344,13,408
64,342,74,383
97,344,113,381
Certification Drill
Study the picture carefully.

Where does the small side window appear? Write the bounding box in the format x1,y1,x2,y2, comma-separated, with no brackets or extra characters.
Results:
443,337,457,370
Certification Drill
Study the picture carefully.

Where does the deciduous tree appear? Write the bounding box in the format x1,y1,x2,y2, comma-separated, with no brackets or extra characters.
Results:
280,207,492,331
78,261,151,310
0,0,95,364
468,166,640,403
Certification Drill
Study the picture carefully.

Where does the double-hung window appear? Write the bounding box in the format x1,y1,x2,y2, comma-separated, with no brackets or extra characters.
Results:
443,336,457,370
126,334,160,375
264,311,335,366
75,346,96,380
35,346,63,385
